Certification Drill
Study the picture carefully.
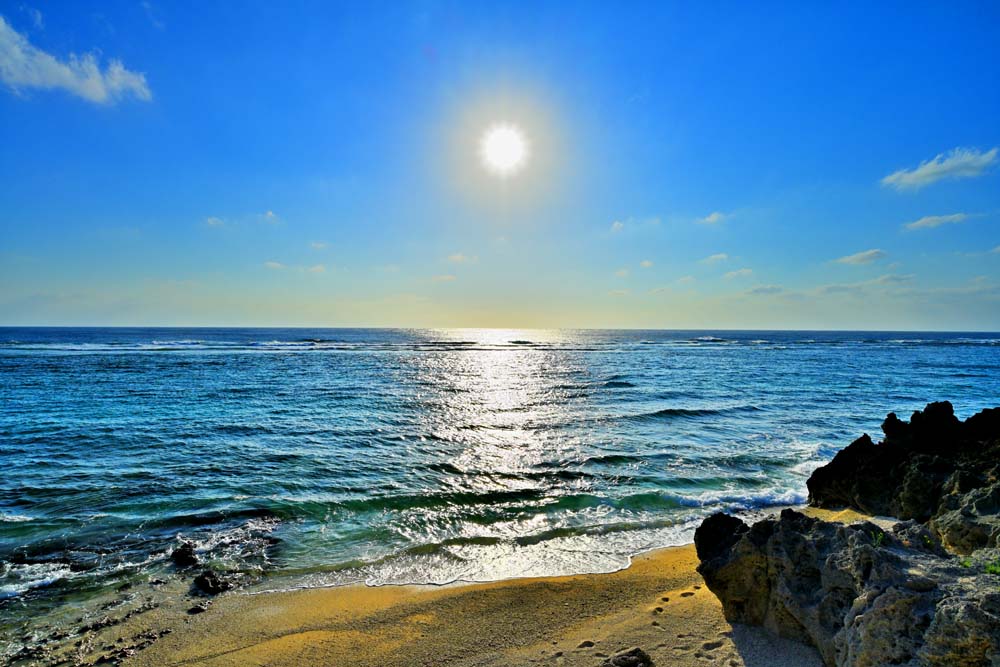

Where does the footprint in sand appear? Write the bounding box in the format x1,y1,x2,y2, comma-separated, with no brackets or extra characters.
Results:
680,591,695,597
653,606,664,613
577,640,595,649
661,596,670,602
702,641,723,650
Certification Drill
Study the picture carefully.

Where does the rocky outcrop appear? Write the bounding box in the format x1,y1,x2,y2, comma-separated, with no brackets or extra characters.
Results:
695,403,1000,666
695,509,1000,667
807,402,1000,548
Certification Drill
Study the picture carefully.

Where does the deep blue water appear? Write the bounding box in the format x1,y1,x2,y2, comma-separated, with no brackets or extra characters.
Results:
2,328,999,645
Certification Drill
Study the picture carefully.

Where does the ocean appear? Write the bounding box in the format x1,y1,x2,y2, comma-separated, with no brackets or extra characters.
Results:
2,327,998,656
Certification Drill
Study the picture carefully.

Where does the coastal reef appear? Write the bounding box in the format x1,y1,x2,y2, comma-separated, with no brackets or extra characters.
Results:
695,402,1000,666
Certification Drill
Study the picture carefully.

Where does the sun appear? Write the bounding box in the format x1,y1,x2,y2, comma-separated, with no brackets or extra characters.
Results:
479,123,529,177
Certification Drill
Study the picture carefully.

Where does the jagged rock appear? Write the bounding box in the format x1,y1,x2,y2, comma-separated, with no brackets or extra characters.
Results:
192,570,232,595
695,509,1000,667
931,479,1000,553
170,541,199,568
808,402,1000,540
601,647,654,667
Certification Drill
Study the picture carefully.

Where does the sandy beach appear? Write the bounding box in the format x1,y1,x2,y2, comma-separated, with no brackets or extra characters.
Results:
119,541,822,667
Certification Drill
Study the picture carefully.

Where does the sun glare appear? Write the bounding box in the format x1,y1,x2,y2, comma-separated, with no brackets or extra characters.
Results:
480,123,528,177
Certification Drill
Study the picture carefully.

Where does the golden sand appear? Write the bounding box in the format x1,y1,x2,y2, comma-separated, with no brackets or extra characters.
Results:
127,543,823,667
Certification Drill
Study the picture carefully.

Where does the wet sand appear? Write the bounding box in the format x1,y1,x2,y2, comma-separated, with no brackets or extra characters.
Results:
126,543,822,667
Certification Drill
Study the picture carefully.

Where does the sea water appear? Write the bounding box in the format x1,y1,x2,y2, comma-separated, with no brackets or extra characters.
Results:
2,328,998,651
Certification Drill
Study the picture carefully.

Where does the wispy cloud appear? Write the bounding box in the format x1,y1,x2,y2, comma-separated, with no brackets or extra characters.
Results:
205,216,225,227
260,210,279,224
21,6,43,29
724,268,753,279
835,248,885,265
140,1,165,30
701,253,728,264
748,285,783,295
608,289,630,297
0,16,151,104
697,211,728,225
308,264,325,274
991,246,1000,255
263,261,285,270
903,213,968,231
676,275,695,284
882,147,998,191
818,274,913,295
610,220,624,233
639,259,653,268
614,268,629,278
310,241,328,250
448,252,478,264
872,273,914,285
431,274,456,283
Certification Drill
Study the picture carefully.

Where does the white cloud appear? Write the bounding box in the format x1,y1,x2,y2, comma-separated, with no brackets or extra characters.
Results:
608,289,630,297
310,241,328,249
448,252,478,264
614,268,629,278
676,275,695,284
903,213,968,231
308,264,325,273
701,253,728,264
205,216,224,227
697,211,728,225
639,259,653,268
264,261,285,270
0,16,151,104
724,268,753,279
432,274,456,283
991,246,1000,255
882,147,998,191
610,221,624,233
835,249,886,265
261,210,279,224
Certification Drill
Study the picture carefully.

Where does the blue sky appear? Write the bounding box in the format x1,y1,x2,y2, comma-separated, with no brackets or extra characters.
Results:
1,1,998,329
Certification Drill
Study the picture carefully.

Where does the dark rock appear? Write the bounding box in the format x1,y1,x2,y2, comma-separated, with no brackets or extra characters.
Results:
600,646,654,667
808,402,1000,540
170,541,199,568
192,570,232,595
187,602,210,614
693,512,747,562
696,509,1000,667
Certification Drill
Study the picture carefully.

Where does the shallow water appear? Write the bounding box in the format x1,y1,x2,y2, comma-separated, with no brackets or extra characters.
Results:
2,327,998,653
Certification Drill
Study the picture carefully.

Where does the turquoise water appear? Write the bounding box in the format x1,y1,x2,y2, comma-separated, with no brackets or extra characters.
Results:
2,328,999,646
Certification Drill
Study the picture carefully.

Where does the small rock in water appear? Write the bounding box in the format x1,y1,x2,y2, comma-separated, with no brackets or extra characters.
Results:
601,647,654,667
193,570,232,595
170,541,199,568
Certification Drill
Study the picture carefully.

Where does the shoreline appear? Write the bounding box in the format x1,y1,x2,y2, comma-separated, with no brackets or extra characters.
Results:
126,543,822,667
115,507,867,667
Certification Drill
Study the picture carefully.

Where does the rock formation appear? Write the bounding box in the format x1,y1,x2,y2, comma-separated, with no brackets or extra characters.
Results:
807,402,1000,550
695,403,1000,666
